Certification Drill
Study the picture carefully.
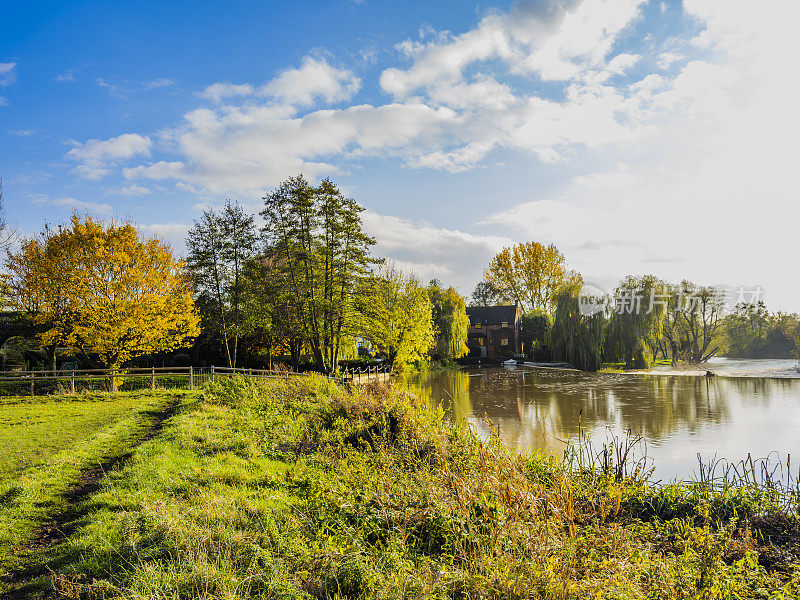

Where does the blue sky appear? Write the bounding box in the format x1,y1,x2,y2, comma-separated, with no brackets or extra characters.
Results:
2,1,798,310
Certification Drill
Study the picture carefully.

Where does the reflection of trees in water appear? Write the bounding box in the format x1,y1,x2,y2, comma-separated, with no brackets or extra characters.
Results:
401,368,800,456
496,373,735,446
400,369,472,427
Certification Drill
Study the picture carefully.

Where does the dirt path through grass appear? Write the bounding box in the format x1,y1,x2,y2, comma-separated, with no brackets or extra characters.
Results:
0,395,183,598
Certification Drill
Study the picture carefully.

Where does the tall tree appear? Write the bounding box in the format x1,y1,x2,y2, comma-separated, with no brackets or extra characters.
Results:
260,175,376,373
427,281,470,360
363,264,434,370
481,242,581,313
6,215,200,377
186,200,256,367
671,281,725,364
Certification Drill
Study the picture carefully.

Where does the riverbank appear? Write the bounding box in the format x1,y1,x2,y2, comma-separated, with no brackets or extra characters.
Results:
4,377,799,598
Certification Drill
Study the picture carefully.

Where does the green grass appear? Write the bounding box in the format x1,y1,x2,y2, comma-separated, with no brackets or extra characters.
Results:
3,378,799,599
0,392,153,489
0,390,190,581
599,358,673,373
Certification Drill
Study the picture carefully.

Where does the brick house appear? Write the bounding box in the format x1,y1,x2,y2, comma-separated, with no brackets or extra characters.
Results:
465,304,521,358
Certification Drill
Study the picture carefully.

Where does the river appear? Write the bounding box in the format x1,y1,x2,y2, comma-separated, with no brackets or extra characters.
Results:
399,362,800,483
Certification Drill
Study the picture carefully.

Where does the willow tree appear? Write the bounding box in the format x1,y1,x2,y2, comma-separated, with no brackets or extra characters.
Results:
605,275,667,369
363,264,434,370
481,241,581,314
550,285,605,371
6,215,200,375
260,175,376,373
427,280,469,360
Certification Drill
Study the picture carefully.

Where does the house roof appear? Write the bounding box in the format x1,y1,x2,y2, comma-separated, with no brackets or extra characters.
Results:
465,305,517,326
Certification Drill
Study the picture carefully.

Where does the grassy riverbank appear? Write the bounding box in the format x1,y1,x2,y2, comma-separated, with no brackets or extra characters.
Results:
3,377,799,598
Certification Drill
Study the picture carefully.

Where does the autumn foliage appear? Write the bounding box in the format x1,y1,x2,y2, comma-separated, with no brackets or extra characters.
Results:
6,215,200,369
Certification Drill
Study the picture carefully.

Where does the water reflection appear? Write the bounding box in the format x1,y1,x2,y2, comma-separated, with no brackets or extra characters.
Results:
399,367,800,482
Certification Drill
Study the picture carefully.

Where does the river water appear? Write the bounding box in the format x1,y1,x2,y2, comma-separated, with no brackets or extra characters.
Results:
399,363,800,483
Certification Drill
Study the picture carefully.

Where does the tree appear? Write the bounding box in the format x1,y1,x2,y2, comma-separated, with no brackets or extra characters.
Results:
6,215,200,377
723,302,769,357
722,303,797,359
481,242,581,314
550,286,605,371
521,310,551,360
260,175,376,373
427,281,469,360
671,281,725,364
469,281,502,306
239,255,307,371
363,264,434,370
605,275,668,369
6,224,77,371
785,318,800,359
186,200,256,367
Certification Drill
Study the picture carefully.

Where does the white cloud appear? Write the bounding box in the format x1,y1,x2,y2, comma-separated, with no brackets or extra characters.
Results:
0,62,16,86
140,222,191,251
113,184,152,195
363,211,511,293
52,197,113,215
143,78,176,90
607,53,640,74
656,52,683,70
124,102,459,195
200,56,360,107
67,133,152,180
0,62,16,106
262,56,361,106
200,82,255,102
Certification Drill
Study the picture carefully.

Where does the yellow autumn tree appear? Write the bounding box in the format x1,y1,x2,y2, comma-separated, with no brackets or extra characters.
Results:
6,215,200,372
482,242,582,314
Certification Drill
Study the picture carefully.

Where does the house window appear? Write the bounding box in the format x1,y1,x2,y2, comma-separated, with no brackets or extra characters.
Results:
477,337,484,346
501,321,508,328
501,338,509,346
475,322,481,328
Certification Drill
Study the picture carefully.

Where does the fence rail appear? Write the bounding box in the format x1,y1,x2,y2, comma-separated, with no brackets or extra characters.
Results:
0,363,393,396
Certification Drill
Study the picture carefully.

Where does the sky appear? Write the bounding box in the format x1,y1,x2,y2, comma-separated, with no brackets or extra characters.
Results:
1,0,798,310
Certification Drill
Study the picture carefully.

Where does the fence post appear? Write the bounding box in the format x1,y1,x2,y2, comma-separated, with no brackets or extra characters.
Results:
70,370,75,394
30,371,34,396
189,365,194,390
151,367,155,391
211,365,215,382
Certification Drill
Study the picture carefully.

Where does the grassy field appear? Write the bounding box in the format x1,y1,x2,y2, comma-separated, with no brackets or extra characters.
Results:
2,378,799,598
0,390,186,585
0,393,156,490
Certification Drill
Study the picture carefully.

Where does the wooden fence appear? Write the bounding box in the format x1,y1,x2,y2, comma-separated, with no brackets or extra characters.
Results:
0,364,392,396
